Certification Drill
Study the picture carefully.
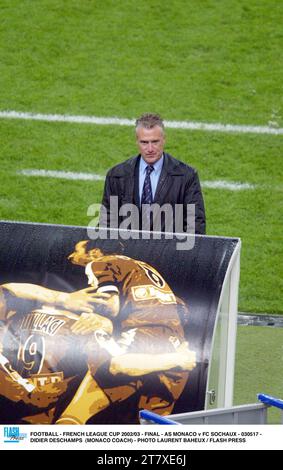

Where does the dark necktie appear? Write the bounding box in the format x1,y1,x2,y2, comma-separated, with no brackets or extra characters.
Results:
141,165,154,205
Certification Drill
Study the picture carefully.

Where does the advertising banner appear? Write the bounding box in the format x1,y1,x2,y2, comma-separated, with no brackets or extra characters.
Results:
0,221,239,424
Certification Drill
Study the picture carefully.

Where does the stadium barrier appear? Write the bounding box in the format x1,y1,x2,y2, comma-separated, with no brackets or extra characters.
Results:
139,394,283,425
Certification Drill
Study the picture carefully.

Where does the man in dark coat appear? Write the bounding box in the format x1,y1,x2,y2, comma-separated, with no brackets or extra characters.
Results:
101,113,206,235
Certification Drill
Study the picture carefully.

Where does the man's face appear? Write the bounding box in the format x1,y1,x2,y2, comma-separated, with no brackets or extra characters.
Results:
136,125,165,164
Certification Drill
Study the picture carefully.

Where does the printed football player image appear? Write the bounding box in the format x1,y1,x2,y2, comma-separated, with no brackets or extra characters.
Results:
55,240,196,424
0,242,196,424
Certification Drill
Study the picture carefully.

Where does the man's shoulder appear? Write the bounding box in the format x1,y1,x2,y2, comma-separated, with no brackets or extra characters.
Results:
106,156,139,178
165,153,197,176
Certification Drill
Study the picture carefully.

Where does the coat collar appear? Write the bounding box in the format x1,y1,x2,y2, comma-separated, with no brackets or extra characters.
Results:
111,153,185,177
110,153,186,205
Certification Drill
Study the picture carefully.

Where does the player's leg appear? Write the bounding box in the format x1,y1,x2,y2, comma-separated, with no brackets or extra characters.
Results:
55,370,110,425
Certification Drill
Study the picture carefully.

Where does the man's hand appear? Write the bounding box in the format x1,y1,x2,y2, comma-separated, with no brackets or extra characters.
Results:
57,288,118,315
54,287,114,313
71,312,113,336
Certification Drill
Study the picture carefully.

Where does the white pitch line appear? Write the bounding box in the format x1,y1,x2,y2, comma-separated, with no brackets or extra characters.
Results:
19,169,257,190
1,110,283,135
19,169,105,181
202,180,255,191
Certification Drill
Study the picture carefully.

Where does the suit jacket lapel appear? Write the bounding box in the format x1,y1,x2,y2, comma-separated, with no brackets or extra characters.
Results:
121,154,184,205
153,153,185,204
153,153,172,204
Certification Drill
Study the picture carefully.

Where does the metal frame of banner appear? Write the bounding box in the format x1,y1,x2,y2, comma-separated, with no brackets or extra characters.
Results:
205,240,241,409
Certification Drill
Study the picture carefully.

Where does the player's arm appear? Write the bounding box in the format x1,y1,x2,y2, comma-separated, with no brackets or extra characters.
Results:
95,290,120,318
109,342,196,376
1,283,116,314
71,312,113,336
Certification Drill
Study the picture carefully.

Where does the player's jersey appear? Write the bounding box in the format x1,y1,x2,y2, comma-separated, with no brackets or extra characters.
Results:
2,306,88,387
0,301,92,423
87,254,185,346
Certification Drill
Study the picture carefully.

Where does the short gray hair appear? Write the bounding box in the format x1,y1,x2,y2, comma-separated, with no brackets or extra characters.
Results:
135,113,164,131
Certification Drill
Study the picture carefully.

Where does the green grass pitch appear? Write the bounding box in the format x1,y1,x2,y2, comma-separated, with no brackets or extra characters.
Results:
0,0,282,420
